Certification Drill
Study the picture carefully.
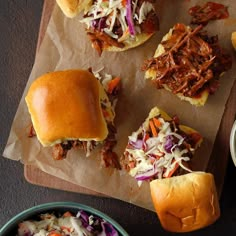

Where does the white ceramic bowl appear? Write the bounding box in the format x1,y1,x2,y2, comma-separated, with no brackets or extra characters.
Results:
230,120,236,166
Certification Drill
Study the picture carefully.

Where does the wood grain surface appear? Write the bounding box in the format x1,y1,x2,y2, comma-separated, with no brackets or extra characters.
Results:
24,0,236,198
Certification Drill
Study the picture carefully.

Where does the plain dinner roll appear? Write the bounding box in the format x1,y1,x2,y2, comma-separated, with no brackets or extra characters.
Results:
150,172,220,233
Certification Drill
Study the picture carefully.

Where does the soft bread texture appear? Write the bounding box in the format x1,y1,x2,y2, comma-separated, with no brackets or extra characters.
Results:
25,70,108,146
56,0,92,17
145,26,209,106
105,33,154,52
150,172,220,233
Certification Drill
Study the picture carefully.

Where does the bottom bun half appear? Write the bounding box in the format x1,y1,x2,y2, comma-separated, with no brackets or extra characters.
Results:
150,172,220,233
105,33,154,52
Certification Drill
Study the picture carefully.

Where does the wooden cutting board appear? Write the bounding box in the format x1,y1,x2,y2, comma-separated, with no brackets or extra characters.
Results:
24,0,236,198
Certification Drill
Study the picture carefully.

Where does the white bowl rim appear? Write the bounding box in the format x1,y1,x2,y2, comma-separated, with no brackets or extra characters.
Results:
230,120,236,166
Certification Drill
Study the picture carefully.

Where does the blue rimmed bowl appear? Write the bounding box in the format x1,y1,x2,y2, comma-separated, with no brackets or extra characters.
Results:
0,201,129,236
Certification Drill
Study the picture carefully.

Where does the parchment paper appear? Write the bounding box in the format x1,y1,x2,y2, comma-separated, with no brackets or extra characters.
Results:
3,0,236,211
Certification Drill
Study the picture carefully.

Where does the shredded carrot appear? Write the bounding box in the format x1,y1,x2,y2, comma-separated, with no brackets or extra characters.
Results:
155,155,162,160
61,226,71,232
63,211,72,217
150,159,155,164
164,162,179,178
121,0,127,7
149,120,158,137
102,109,110,118
144,133,150,141
153,117,162,128
107,77,121,94
129,161,135,169
48,232,62,236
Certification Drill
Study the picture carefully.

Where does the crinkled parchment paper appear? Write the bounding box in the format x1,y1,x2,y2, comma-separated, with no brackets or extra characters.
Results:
3,0,236,211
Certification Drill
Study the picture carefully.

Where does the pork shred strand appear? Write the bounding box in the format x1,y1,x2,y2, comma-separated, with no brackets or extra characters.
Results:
87,30,125,56
188,2,229,26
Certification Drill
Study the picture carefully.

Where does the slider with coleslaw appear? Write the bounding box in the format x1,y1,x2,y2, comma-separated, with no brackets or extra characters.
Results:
25,69,121,169
122,106,203,183
122,106,220,232
56,0,159,55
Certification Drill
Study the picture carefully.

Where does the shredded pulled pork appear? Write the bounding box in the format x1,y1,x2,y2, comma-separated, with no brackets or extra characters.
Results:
101,123,121,169
142,23,232,97
28,125,36,137
52,141,96,160
87,30,125,56
188,2,229,26
28,123,120,169
51,123,121,169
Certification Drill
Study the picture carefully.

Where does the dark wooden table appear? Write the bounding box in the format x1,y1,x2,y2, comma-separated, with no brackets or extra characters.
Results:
1,1,236,235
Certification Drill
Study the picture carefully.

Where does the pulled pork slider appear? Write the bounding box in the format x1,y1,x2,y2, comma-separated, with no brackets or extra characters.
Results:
56,0,159,55
142,23,232,106
25,69,121,168
122,107,220,232
122,106,203,184
150,172,220,232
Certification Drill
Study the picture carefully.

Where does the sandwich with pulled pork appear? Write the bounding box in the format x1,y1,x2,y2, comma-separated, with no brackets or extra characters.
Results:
122,106,220,232
142,23,232,106
56,0,159,55
25,69,121,168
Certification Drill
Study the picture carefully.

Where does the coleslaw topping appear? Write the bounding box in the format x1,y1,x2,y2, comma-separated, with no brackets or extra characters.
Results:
81,0,156,41
17,211,119,236
123,109,202,185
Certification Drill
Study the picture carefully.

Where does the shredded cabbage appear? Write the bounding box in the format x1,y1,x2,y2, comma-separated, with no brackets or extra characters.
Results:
126,0,135,36
80,0,155,40
138,2,154,24
125,114,198,183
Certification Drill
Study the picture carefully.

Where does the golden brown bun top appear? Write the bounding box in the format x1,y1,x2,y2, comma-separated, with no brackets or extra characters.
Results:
25,69,108,146
56,0,92,17
150,172,220,233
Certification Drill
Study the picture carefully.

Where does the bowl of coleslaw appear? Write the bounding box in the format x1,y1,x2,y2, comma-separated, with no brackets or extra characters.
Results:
0,202,129,236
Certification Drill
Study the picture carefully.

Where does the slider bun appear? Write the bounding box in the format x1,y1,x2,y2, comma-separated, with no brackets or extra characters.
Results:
105,33,154,52
150,172,220,232
56,0,92,18
25,69,108,146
